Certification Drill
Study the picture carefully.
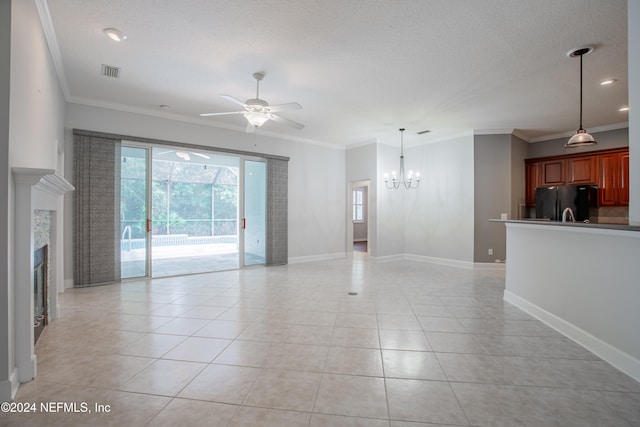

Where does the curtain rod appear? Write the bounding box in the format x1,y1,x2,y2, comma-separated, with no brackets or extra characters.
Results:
72,128,290,162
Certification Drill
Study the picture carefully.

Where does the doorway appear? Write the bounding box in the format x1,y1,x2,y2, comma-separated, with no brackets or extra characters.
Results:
119,144,266,279
349,180,371,254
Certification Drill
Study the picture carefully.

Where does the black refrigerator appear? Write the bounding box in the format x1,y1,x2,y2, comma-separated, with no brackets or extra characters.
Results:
535,185,598,221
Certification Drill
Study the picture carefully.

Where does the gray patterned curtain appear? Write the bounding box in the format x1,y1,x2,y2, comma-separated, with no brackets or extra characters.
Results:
266,158,288,266
73,133,121,286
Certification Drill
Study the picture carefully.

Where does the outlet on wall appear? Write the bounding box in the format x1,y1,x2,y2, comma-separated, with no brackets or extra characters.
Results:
488,248,493,255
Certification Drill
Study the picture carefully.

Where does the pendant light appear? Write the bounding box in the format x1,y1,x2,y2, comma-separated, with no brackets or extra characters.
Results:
565,47,597,148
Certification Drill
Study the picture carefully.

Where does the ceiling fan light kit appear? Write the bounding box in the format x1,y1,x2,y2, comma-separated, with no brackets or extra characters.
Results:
244,111,270,127
200,72,304,132
565,46,597,149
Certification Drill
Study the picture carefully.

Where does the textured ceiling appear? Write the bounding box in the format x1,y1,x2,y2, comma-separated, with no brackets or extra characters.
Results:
42,0,628,147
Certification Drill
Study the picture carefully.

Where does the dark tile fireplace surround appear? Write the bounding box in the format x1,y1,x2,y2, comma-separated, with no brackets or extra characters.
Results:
33,210,51,344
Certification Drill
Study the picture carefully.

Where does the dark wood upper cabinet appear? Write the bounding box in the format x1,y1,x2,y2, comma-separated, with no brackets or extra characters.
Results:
541,160,566,186
525,147,628,207
599,151,629,206
567,156,598,185
598,153,618,206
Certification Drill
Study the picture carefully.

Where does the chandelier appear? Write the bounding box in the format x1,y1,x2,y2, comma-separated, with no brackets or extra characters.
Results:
384,128,420,190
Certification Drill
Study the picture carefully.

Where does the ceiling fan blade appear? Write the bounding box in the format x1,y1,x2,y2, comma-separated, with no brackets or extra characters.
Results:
245,123,256,133
268,102,302,113
199,111,245,117
270,114,304,130
220,94,248,108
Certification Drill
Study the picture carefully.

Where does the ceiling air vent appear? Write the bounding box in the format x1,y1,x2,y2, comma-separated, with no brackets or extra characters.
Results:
101,64,120,79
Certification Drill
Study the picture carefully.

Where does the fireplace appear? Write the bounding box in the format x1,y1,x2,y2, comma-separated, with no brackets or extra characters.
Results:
8,168,74,399
33,245,48,344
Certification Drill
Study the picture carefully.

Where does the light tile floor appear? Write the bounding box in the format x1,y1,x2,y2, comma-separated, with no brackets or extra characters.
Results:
3,254,640,426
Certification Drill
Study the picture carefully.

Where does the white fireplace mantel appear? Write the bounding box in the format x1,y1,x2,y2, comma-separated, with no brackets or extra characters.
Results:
12,168,74,391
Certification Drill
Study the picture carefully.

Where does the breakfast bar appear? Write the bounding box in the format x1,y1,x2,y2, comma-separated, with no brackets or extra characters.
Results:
494,219,640,382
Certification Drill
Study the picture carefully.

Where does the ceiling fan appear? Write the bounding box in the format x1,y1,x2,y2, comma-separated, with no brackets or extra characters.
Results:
200,72,304,133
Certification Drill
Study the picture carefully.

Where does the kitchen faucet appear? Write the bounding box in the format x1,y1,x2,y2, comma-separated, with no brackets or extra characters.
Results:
562,207,575,223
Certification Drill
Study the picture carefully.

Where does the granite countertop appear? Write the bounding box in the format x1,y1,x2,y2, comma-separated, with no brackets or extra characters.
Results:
489,219,640,232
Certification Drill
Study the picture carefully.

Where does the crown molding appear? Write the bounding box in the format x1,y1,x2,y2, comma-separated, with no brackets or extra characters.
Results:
529,122,629,143
35,0,70,99
474,128,530,142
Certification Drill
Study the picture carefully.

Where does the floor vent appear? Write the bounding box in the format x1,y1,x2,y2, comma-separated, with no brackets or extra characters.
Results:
101,64,120,79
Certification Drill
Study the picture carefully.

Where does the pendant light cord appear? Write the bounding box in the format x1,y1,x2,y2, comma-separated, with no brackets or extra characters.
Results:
579,53,583,130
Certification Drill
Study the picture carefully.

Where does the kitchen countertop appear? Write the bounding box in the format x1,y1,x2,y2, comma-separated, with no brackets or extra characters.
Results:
489,218,640,232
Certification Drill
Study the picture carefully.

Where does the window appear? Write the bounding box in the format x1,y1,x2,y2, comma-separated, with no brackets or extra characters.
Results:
353,189,363,222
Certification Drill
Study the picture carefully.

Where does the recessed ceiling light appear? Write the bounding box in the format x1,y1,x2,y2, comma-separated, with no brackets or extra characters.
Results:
600,79,617,86
103,28,127,42
619,106,629,112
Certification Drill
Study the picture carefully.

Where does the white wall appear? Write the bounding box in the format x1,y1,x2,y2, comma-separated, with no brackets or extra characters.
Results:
629,0,639,225
8,2,63,169
0,0,12,402
286,141,346,260
504,223,640,382
376,143,406,258
63,103,347,273
403,134,475,263
1,0,67,401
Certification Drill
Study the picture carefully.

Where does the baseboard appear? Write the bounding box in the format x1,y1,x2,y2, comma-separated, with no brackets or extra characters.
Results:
369,253,502,270
370,254,404,263
504,290,640,383
64,279,74,289
404,254,475,269
0,367,19,402
473,262,506,269
288,252,346,264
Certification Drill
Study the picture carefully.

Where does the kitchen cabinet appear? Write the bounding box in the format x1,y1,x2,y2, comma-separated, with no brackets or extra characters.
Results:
525,162,540,206
599,151,629,206
621,153,629,205
525,147,628,207
567,156,598,184
541,160,566,186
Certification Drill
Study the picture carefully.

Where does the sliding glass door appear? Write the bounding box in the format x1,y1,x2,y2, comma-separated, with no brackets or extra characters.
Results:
242,160,266,266
150,148,240,277
119,144,267,278
120,146,150,279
